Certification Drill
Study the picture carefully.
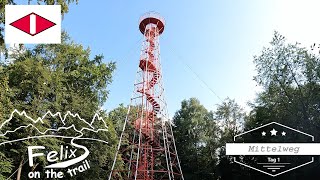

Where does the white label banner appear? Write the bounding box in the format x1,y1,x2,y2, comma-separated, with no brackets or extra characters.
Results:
226,143,320,155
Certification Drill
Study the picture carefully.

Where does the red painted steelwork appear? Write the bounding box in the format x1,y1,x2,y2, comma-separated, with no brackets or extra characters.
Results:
109,12,184,180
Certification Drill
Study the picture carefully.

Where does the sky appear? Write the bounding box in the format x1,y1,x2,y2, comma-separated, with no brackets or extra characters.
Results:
54,0,320,117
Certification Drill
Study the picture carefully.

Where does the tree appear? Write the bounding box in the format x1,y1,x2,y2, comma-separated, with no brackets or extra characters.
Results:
245,31,320,179
108,104,129,136
0,33,117,179
0,151,13,179
214,98,246,180
173,98,219,180
249,31,320,135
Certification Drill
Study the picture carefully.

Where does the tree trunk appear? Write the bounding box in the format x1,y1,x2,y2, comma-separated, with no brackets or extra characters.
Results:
16,157,24,180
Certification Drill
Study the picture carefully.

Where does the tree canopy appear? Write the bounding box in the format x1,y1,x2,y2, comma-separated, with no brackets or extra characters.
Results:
0,33,117,179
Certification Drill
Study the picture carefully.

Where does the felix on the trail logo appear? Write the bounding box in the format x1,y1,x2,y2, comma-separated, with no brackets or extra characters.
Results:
0,109,109,179
28,144,91,178
5,5,61,44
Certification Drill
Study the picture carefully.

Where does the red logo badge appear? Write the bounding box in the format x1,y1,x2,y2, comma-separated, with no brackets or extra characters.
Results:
10,12,56,36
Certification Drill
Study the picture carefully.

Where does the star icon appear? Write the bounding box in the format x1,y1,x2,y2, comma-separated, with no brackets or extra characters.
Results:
270,128,278,136
282,131,286,136
261,131,266,136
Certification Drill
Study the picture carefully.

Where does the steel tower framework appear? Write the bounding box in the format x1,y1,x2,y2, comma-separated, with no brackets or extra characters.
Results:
109,12,184,180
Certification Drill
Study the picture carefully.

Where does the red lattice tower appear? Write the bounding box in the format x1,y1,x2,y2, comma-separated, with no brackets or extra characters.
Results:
108,12,184,180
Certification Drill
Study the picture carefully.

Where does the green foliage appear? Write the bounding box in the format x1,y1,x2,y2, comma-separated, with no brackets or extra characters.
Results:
108,104,128,136
172,98,246,180
214,98,246,180
249,31,320,134
106,104,143,179
0,151,13,179
0,32,117,179
244,32,320,179
34,0,79,14
0,0,14,47
173,98,220,180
